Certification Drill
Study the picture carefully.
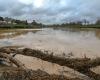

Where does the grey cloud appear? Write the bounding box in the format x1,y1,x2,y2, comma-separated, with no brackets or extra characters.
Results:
0,0,100,24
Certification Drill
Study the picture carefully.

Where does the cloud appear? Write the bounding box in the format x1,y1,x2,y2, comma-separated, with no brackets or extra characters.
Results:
0,0,100,24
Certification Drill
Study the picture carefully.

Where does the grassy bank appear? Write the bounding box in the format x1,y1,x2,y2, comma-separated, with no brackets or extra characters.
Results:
46,24,100,29
0,24,100,29
0,24,42,29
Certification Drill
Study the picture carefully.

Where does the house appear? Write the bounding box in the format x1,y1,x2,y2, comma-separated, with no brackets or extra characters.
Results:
4,17,12,24
0,21,7,24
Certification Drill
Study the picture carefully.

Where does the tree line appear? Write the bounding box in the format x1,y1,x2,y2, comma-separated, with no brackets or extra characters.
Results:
0,16,100,28
0,16,43,28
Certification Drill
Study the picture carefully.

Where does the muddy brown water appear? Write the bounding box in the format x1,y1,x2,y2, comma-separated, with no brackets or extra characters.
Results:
0,28,100,58
0,28,100,79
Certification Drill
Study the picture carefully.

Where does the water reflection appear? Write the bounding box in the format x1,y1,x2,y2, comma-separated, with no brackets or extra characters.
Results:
0,28,100,58
54,27,100,40
0,29,41,39
95,29,100,39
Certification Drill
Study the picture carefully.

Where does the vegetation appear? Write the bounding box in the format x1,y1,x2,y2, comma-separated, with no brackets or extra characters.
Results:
0,16,4,21
0,47,100,80
0,47,86,80
45,19,100,28
0,69,83,80
46,23,100,29
0,16,100,29
0,16,43,29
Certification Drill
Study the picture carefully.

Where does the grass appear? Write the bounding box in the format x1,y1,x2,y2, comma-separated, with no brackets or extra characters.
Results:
0,24,100,29
0,24,42,29
0,69,84,80
46,24,100,29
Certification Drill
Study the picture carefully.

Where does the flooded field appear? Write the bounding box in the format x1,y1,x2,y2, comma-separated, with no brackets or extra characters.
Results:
0,28,100,80
0,28,100,58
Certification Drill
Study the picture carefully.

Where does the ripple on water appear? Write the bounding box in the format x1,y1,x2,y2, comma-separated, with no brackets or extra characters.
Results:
0,28,100,58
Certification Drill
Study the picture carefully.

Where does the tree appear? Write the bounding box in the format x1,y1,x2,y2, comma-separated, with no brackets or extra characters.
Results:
14,20,21,24
0,16,4,21
96,19,100,24
76,21,82,25
83,19,89,25
25,20,28,25
31,20,37,25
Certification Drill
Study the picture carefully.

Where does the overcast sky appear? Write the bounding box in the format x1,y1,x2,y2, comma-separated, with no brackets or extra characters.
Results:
0,0,100,24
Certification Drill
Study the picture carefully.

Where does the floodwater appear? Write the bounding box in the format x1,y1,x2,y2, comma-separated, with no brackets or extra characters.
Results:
0,28,100,58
